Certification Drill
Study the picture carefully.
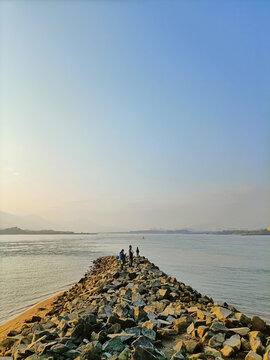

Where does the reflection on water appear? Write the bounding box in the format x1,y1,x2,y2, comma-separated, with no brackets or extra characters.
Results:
0,233,269,324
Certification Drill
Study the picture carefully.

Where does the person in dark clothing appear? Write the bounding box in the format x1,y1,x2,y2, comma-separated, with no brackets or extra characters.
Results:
136,247,140,257
119,249,126,270
129,245,134,267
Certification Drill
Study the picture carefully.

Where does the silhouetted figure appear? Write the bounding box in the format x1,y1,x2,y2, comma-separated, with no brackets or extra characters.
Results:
119,249,126,270
136,247,140,257
129,245,134,267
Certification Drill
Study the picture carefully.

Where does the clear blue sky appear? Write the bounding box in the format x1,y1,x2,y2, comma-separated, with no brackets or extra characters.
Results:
1,1,269,231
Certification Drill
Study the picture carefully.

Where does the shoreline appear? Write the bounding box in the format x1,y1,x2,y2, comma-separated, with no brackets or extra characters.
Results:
0,292,64,342
0,256,269,359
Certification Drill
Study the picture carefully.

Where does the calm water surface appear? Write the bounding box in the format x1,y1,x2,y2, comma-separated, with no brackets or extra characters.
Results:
0,234,269,325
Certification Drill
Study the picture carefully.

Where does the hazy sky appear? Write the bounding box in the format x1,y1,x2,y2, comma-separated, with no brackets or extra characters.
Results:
1,1,269,231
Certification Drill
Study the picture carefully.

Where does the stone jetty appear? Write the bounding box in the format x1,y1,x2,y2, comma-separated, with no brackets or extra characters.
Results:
0,256,269,360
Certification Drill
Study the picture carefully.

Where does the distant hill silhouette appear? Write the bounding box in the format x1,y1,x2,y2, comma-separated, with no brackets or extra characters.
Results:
128,228,270,235
0,227,96,235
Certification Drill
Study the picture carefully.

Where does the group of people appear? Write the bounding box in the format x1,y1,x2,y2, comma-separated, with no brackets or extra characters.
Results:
119,245,139,270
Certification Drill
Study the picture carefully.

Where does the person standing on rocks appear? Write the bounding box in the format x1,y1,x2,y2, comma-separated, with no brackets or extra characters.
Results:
136,247,140,256
129,245,134,267
119,249,126,270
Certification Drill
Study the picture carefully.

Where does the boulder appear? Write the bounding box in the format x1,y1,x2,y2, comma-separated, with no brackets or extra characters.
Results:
102,337,125,353
174,340,186,353
107,333,135,342
251,316,266,331
208,333,225,349
204,346,223,359
245,350,262,360
197,326,208,339
141,327,156,341
157,328,178,338
118,346,132,360
50,343,69,354
125,327,142,338
183,339,201,354
242,338,252,352
98,305,113,319
230,327,250,336
235,312,251,326
249,332,266,355
173,317,190,333
81,342,102,360
210,321,229,333
220,345,234,357
197,310,212,320
114,305,129,319
134,306,147,322
223,334,241,351
212,307,232,321
187,322,196,337
108,323,122,334
263,346,270,360
131,335,154,350
133,345,158,360
118,318,136,329
171,351,186,360
156,289,170,300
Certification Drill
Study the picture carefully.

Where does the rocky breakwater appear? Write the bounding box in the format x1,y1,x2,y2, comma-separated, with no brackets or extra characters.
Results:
0,256,269,360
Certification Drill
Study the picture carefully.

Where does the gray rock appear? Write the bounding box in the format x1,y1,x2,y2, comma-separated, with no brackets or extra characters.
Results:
223,334,241,351
251,316,266,331
210,321,229,332
230,327,250,336
131,335,154,349
174,340,186,353
81,341,102,360
171,351,186,360
197,326,208,339
204,346,223,359
113,304,129,319
134,306,147,322
125,327,142,338
118,346,132,360
173,317,190,333
141,327,156,341
107,333,135,342
156,289,170,300
208,333,225,349
102,337,125,353
50,343,69,354
64,349,81,359
249,332,265,355
157,328,178,338
212,307,232,321
245,350,262,360
98,305,113,319
108,323,121,334
263,346,270,360
133,345,157,360
187,322,196,336
220,345,234,357
183,339,201,354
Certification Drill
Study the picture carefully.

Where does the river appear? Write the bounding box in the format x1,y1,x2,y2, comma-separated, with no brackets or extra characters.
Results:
0,233,269,324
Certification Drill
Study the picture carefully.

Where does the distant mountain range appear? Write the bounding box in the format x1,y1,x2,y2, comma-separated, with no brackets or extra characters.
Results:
0,227,97,235
128,228,270,235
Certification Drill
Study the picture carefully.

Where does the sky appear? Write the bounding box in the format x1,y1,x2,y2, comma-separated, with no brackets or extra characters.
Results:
0,0,269,231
